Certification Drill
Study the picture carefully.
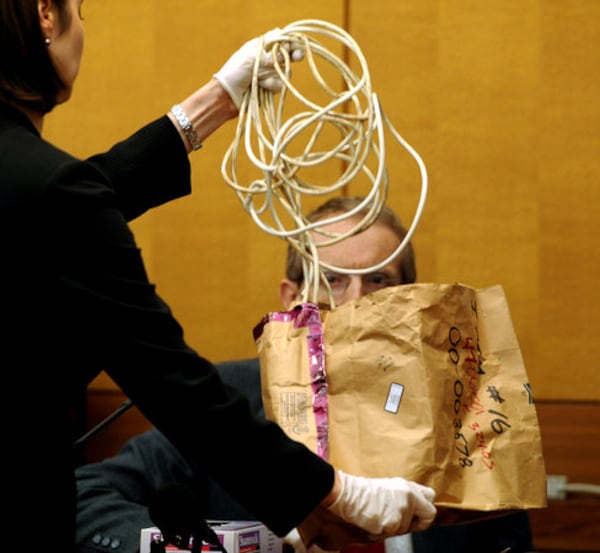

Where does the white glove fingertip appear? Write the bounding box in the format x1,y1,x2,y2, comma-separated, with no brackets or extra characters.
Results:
283,528,307,553
419,484,437,503
408,518,429,533
291,48,305,62
410,493,437,532
258,76,284,93
409,504,437,532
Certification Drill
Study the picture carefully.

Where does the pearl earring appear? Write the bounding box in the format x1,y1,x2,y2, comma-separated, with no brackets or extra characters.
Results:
45,37,51,46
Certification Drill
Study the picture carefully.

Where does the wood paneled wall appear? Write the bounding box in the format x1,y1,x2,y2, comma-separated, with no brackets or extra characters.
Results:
44,1,599,402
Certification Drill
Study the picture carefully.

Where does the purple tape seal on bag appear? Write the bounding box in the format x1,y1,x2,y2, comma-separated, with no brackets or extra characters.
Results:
253,303,329,460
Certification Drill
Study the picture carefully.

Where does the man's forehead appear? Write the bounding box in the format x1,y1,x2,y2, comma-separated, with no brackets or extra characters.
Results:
310,216,391,243
311,220,402,270
310,214,370,241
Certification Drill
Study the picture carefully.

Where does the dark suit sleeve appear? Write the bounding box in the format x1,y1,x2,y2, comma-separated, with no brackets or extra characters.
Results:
85,116,192,221
41,145,333,536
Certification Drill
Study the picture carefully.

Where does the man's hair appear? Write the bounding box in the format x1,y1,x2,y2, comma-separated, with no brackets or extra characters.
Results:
285,196,417,285
0,0,71,113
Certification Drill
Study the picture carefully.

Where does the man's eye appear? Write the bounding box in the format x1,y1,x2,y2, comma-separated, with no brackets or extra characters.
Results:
367,273,388,286
325,273,343,285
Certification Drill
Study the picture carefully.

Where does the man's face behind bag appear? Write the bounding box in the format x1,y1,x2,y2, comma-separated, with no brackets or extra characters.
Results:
280,216,406,308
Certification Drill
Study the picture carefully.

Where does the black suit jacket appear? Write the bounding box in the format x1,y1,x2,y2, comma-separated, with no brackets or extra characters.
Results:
0,104,333,552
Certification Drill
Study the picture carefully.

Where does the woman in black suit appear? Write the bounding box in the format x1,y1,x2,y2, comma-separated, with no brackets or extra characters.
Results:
0,1,436,552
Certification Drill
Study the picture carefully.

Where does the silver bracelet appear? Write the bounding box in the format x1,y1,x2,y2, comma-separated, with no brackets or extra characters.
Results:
170,104,202,151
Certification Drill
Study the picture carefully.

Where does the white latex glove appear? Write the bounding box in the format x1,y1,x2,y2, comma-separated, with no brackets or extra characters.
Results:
327,470,437,538
283,528,308,553
213,28,304,109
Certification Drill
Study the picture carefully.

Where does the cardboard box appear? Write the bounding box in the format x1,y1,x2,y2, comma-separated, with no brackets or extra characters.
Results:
140,521,283,553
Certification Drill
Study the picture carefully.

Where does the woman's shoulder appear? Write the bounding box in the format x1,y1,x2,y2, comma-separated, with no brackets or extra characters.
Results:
0,121,90,215
1,117,71,170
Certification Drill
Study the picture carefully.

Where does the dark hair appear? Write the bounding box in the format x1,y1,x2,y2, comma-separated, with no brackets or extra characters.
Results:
0,0,71,113
285,196,417,285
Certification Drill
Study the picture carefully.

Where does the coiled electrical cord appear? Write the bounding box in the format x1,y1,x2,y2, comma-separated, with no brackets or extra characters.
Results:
222,19,428,306
73,21,428,448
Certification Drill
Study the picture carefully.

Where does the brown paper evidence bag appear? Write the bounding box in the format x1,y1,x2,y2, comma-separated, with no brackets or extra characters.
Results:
254,283,547,516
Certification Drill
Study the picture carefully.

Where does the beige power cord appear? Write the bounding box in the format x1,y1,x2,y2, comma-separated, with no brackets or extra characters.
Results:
221,19,428,307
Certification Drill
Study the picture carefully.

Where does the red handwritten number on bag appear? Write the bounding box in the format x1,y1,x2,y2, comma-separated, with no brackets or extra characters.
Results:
468,421,496,470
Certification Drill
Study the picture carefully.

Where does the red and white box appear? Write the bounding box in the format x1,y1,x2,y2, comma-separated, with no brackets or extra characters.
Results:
140,521,283,553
